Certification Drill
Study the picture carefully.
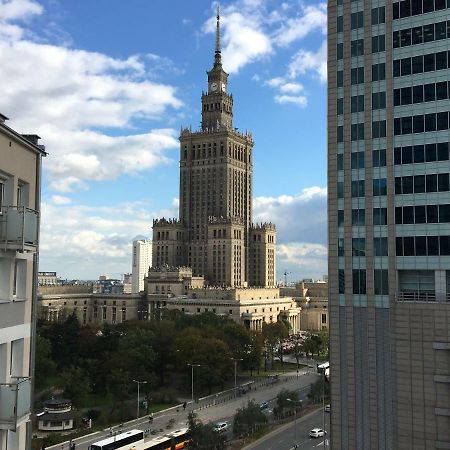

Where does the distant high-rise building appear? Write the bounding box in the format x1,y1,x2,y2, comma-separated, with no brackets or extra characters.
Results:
328,1,450,448
0,113,46,450
151,9,277,288
132,239,152,293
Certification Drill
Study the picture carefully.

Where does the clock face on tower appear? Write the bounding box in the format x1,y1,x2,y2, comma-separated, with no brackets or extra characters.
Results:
210,82,218,92
221,82,226,92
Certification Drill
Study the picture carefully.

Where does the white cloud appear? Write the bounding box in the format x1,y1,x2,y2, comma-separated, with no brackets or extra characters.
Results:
253,186,328,280
277,242,327,279
0,2,183,193
201,1,327,104
203,8,272,74
264,77,306,107
274,3,327,47
274,94,307,107
253,186,327,245
279,82,303,94
0,0,42,20
288,40,327,83
39,199,179,279
51,195,71,205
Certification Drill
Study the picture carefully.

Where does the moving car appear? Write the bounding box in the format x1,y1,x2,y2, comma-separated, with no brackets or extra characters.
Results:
214,422,228,433
309,428,326,438
259,401,269,410
325,404,331,412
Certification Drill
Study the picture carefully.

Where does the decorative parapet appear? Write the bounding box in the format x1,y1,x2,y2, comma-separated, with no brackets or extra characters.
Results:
251,222,276,231
208,215,245,226
180,125,253,143
148,264,192,274
152,218,183,228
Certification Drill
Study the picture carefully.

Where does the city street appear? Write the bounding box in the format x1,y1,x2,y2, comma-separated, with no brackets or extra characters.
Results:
243,407,330,450
47,370,319,450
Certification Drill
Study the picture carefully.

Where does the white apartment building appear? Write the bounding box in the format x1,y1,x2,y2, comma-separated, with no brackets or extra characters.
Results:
0,113,45,450
131,239,152,293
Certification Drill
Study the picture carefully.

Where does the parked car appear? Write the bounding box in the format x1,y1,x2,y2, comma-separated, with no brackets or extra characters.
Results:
325,404,331,412
214,422,228,433
309,428,326,438
259,401,269,410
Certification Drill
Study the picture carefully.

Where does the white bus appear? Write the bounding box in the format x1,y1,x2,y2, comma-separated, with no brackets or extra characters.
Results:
317,361,330,380
126,428,190,450
89,429,144,450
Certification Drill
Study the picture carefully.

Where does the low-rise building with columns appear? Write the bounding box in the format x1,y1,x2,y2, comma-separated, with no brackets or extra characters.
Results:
280,281,328,332
38,276,301,333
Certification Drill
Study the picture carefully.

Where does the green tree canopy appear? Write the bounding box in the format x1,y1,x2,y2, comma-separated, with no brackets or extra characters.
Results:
233,400,268,437
187,412,225,450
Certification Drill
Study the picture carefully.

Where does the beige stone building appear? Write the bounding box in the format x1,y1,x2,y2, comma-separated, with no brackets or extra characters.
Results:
328,1,450,448
151,10,276,289
38,287,301,333
0,113,46,450
38,292,143,325
280,281,328,332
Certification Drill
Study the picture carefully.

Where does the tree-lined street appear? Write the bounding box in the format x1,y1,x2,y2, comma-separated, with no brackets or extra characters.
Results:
46,370,320,450
243,408,330,450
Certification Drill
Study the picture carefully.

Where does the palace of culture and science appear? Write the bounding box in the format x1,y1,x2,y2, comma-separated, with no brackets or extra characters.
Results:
38,11,302,334
144,10,300,332
152,10,276,289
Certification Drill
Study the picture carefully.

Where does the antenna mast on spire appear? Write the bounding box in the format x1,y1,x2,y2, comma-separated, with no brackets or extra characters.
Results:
214,5,222,66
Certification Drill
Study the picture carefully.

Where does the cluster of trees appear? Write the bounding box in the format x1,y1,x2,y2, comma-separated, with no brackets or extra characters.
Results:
288,330,329,368
36,312,294,414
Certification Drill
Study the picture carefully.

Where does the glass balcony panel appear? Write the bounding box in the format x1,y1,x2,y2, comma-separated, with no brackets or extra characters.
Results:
0,207,38,250
0,378,31,430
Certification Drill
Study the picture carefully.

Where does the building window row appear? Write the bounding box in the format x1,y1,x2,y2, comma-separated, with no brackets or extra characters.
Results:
351,39,364,57
394,142,450,165
351,123,364,141
372,6,386,25
373,120,387,138
393,20,450,49
396,235,450,256
352,151,366,169
338,237,388,257
395,204,450,224
337,63,386,89
394,111,450,135
372,35,386,53
338,269,389,295
351,67,365,85
393,0,449,20
394,51,450,77
395,173,450,194
373,92,386,110
394,81,450,106
351,11,364,30
350,208,387,226
340,178,386,199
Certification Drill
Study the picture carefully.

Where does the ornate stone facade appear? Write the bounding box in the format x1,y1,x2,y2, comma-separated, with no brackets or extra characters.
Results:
151,10,276,288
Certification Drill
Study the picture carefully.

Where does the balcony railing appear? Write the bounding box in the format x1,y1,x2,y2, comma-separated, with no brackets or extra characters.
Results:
0,378,31,431
396,291,450,303
0,206,38,252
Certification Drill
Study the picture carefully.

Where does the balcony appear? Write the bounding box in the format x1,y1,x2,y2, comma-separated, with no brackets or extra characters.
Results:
0,206,38,252
0,378,32,431
396,291,450,303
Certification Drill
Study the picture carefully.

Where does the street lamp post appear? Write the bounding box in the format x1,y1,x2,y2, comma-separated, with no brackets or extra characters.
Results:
286,398,301,448
187,364,201,403
322,371,328,448
132,379,147,419
231,358,243,398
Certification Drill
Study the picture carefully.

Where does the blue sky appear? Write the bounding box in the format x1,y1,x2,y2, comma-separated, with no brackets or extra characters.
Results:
0,0,327,281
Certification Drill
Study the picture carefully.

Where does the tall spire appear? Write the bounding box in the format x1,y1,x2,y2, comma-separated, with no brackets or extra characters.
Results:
214,5,222,67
